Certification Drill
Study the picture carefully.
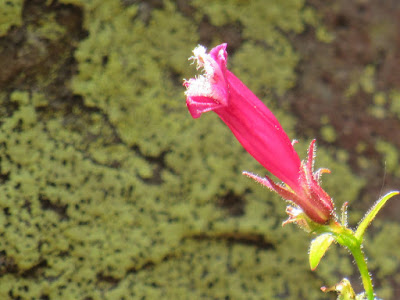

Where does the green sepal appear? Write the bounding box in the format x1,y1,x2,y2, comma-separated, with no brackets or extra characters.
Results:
355,191,399,241
309,233,334,270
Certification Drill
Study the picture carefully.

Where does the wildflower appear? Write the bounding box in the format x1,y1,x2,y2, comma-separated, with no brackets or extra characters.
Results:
184,43,334,224
184,44,300,189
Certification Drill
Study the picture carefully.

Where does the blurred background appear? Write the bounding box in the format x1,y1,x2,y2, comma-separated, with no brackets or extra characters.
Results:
0,0,399,299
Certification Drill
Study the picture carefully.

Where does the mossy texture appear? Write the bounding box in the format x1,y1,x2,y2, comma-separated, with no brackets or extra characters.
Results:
1,0,397,299
0,0,23,36
366,221,400,299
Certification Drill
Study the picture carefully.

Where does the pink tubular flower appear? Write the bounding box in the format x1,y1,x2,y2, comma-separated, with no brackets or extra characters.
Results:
184,43,334,224
184,44,301,190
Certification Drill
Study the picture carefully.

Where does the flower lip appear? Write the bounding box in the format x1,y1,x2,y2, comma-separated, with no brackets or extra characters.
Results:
184,44,229,118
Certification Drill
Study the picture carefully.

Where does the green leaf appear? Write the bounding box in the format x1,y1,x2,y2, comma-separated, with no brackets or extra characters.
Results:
309,233,334,270
355,191,399,241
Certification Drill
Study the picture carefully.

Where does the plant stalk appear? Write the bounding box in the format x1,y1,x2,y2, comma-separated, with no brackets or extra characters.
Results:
317,221,375,299
349,245,374,300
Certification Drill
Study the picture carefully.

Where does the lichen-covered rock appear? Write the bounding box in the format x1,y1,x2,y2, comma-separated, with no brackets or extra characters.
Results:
0,0,23,36
0,0,397,299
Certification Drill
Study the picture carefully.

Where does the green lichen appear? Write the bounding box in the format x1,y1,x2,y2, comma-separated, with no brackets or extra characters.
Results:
368,92,387,119
366,221,400,299
376,139,400,177
27,11,66,42
356,141,368,154
71,0,197,156
336,149,349,164
389,89,400,118
192,0,309,96
301,5,334,43
359,65,376,94
232,41,299,96
345,65,376,98
321,125,337,143
0,0,391,299
357,156,372,172
0,0,23,36
315,26,335,43
192,0,306,37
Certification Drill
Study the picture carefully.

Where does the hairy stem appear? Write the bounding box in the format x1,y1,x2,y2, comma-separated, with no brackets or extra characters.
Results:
349,245,374,300
317,221,375,299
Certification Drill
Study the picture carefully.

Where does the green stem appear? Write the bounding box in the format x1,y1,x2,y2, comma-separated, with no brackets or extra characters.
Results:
316,222,375,299
349,245,374,300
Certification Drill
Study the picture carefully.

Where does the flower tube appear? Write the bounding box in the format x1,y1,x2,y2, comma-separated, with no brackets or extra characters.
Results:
184,43,334,224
